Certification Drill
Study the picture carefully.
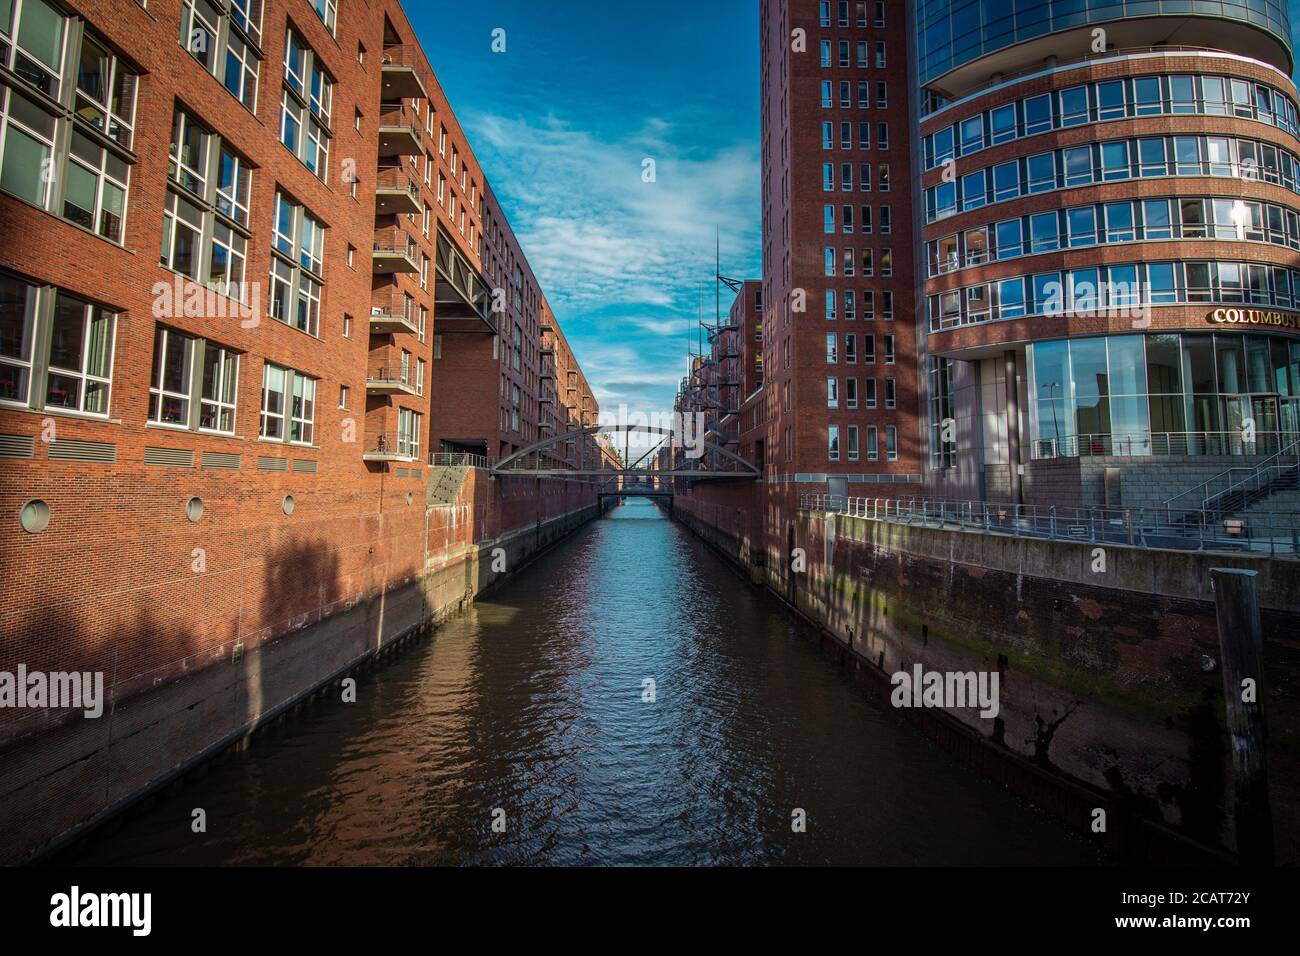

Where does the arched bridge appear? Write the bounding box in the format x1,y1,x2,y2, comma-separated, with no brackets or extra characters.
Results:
491,425,761,488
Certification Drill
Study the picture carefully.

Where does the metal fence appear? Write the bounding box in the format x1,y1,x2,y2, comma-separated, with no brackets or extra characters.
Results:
799,494,1300,558
428,452,488,468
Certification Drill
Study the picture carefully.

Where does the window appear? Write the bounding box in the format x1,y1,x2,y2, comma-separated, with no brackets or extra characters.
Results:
2,0,68,98
990,104,1016,145
161,109,252,302
995,219,1023,259
1067,207,1097,247
148,327,239,433
397,407,422,459
827,377,839,409
1030,211,1059,253
1134,76,1162,116
1100,141,1129,181
866,425,878,461
826,333,837,364
1097,81,1126,121
825,289,837,320
1060,86,1089,127
885,378,896,410
1138,137,1167,177
280,29,331,179
43,291,115,415
63,130,128,241
181,0,261,111
823,163,834,191
875,81,887,109
74,31,138,148
1027,152,1055,193
992,161,1019,201
1063,146,1093,187
995,278,1028,321
883,333,895,364
828,425,840,461
1142,199,1172,240
822,121,833,150
1105,202,1135,243
268,191,325,336
1024,94,1052,135
261,362,315,443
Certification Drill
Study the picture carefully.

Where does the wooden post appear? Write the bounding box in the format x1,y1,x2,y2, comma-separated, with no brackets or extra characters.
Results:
1210,568,1274,866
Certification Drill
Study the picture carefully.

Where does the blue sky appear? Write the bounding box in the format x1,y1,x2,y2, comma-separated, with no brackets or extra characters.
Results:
408,1,762,419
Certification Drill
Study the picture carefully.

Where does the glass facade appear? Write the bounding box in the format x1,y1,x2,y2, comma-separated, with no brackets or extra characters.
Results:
1027,332,1300,457
918,0,1293,87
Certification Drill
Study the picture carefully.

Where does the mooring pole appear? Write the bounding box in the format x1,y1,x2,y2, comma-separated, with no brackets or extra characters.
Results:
1210,567,1274,866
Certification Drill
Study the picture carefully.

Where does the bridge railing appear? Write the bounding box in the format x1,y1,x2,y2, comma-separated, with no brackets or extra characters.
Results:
798,494,1300,559
429,452,488,468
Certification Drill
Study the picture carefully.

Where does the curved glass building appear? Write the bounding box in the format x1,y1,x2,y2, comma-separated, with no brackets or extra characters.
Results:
919,0,1293,99
917,0,1300,513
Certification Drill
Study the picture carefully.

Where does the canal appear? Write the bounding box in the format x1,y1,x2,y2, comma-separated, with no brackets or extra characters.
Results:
65,499,1100,866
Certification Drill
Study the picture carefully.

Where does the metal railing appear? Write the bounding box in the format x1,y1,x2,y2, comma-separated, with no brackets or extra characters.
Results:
373,226,418,260
378,105,423,137
375,166,420,198
924,44,1293,119
363,433,418,460
429,452,488,468
370,292,413,321
1033,431,1300,460
799,494,1300,558
366,365,413,387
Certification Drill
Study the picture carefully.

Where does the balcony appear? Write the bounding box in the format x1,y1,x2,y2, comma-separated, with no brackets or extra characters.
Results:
362,432,418,463
366,366,420,396
378,105,423,156
369,293,420,335
380,45,428,101
373,226,419,274
375,166,421,215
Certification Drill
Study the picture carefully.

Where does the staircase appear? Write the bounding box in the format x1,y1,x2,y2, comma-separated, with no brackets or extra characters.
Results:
1204,441,1300,515
427,465,472,506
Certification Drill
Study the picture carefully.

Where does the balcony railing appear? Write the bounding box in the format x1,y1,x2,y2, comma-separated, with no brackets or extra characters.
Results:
799,494,1300,558
380,45,428,100
378,105,423,155
369,293,419,334
1031,431,1300,460
375,166,421,213
362,432,419,462
372,226,419,273
366,366,418,395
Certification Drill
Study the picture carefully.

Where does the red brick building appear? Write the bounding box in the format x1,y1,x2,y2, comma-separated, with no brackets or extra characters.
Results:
759,0,920,499
0,0,604,859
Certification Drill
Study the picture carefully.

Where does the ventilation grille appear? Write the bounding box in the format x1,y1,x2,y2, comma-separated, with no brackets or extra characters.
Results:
48,439,117,463
202,451,241,470
256,456,288,472
395,468,409,478
291,459,317,474
0,434,36,459
144,446,194,468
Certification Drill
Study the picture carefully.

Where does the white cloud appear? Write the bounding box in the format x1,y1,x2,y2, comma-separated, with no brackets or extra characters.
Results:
462,110,760,412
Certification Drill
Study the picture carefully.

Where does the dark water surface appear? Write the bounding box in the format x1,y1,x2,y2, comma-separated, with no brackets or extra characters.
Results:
67,499,1100,865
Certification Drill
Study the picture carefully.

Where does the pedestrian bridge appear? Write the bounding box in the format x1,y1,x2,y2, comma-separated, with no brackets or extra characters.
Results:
491,424,761,483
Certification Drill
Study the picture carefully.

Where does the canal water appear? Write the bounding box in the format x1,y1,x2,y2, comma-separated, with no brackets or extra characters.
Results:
66,499,1100,866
